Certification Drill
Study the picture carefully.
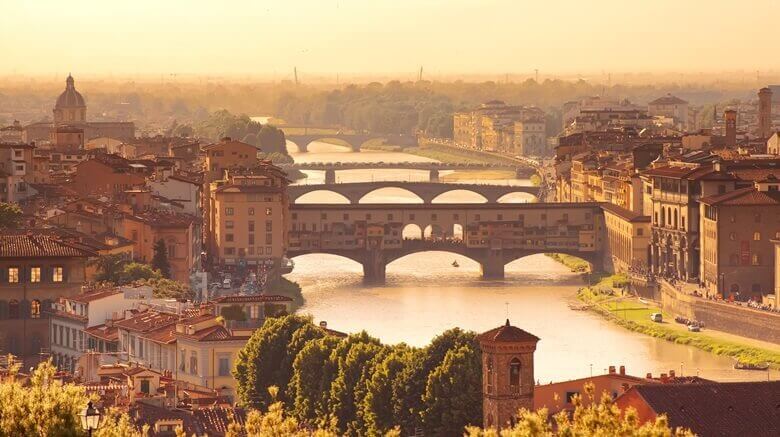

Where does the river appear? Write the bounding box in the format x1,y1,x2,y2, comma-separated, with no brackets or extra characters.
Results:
283,140,772,383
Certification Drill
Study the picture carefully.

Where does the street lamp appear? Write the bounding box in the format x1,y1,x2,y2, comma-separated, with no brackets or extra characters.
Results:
80,401,102,436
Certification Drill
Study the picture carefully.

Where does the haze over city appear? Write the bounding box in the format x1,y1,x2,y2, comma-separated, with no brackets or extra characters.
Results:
3,0,780,78
0,2,779,436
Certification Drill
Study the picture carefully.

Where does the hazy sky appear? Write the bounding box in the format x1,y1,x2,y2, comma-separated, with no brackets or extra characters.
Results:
2,0,779,77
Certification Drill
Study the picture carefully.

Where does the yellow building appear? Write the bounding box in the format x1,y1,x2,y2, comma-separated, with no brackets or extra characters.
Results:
602,204,651,273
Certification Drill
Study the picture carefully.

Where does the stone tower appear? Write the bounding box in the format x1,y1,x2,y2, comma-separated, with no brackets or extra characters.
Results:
477,319,540,429
758,87,773,139
53,74,87,125
724,109,737,147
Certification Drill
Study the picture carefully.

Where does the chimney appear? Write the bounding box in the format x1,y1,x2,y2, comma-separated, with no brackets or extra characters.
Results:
608,365,616,374
669,369,676,378
646,372,652,379
619,365,625,375
319,321,328,329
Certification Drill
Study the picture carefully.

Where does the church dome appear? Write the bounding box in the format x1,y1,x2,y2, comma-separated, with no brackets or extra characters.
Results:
55,74,86,109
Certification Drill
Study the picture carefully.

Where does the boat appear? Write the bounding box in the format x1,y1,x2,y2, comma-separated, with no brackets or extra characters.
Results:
733,361,769,371
451,260,459,268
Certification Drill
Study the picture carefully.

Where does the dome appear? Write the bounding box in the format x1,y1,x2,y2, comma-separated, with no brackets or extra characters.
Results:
55,74,86,109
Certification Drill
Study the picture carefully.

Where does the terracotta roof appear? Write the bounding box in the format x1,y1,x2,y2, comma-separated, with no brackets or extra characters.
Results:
212,294,293,304
700,187,780,206
0,233,97,258
648,95,688,105
114,310,179,333
193,407,246,436
84,324,119,342
69,287,121,303
624,381,780,437
641,164,715,180
477,319,540,344
600,203,651,222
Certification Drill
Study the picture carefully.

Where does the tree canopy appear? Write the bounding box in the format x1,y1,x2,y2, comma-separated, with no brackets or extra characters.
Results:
151,239,171,279
0,202,22,229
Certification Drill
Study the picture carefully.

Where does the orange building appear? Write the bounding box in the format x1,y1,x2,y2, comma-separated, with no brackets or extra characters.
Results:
69,154,147,197
208,163,290,276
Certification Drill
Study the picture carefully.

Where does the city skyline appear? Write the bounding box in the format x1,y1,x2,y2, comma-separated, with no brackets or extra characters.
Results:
3,0,780,76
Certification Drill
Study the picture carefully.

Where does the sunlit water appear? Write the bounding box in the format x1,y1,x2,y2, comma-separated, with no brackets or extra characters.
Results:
282,140,775,383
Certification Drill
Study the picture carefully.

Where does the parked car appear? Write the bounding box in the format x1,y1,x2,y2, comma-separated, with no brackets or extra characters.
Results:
650,313,663,323
687,323,701,332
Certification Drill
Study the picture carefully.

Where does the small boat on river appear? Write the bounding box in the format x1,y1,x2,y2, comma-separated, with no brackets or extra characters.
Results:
733,361,769,371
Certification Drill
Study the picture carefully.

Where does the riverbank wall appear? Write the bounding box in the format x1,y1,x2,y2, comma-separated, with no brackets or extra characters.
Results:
657,280,780,344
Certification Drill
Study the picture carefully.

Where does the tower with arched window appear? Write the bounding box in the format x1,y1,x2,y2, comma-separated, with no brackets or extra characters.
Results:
477,319,539,429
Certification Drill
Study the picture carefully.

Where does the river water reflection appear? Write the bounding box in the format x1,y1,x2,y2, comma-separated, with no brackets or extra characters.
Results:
284,141,773,383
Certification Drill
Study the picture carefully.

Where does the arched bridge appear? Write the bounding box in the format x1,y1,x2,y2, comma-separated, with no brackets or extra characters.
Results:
278,162,536,182
284,133,418,152
288,202,607,282
288,182,541,204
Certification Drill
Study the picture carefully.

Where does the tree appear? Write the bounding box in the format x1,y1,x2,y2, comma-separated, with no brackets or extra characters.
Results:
290,336,342,427
0,359,88,436
464,382,694,437
93,254,130,284
234,315,324,409
94,408,147,437
361,345,414,436
233,387,338,437
151,239,171,278
145,277,193,300
0,202,22,229
120,262,162,284
421,344,483,435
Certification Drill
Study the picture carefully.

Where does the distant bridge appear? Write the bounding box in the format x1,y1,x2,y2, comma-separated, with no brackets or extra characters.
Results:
288,202,606,282
281,128,418,153
278,162,536,182
288,182,541,204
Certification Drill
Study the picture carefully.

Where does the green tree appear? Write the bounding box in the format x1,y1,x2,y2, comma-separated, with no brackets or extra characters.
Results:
0,359,88,436
361,345,415,436
151,239,171,278
421,344,483,435
145,277,193,300
234,315,324,409
234,387,338,437
92,254,129,283
94,408,148,437
0,202,22,229
290,336,342,427
120,262,162,284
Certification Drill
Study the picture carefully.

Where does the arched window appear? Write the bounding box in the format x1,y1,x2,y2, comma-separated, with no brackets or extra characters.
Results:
486,358,494,394
660,208,666,226
30,300,41,319
8,300,19,319
509,358,521,393
673,209,678,228
753,232,761,241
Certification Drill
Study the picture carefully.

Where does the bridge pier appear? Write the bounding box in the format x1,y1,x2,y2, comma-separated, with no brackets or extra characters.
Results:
362,250,387,283
351,143,361,152
429,169,440,182
480,249,505,279
515,168,525,179
324,169,336,184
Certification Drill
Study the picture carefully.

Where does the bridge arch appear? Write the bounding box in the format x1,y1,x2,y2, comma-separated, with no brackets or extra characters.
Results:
402,224,423,239
423,224,445,239
292,190,351,204
386,250,482,269
358,187,425,204
288,252,365,267
431,189,488,204
496,191,538,203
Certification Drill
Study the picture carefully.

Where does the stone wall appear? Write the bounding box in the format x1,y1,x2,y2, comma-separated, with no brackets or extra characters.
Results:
659,282,780,344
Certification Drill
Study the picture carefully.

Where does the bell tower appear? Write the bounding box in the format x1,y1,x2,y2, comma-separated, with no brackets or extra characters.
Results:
478,319,539,429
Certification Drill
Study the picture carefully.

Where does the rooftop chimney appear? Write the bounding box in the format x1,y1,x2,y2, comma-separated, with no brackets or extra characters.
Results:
608,365,616,374
319,321,328,329
619,365,625,375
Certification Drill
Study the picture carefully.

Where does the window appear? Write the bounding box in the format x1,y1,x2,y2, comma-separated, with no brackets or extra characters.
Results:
225,234,234,242
565,391,579,404
53,266,63,282
265,208,272,216
218,357,230,376
509,358,521,393
8,267,19,283
190,351,198,374
9,300,19,319
225,220,234,229
265,233,273,244
224,247,235,255
637,228,644,236
752,254,761,266
179,350,186,372
248,234,255,245
248,221,255,232
753,232,761,241
248,207,255,216
225,207,234,216
140,379,150,394
31,300,41,319
486,358,494,394
30,267,41,283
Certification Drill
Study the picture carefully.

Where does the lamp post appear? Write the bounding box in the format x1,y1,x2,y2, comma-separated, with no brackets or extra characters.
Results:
80,401,102,436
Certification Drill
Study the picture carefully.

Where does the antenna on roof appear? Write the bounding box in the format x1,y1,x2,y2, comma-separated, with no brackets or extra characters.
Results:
504,301,509,320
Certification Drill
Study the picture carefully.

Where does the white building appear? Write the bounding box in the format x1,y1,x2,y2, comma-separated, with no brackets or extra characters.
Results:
648,94,689,131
